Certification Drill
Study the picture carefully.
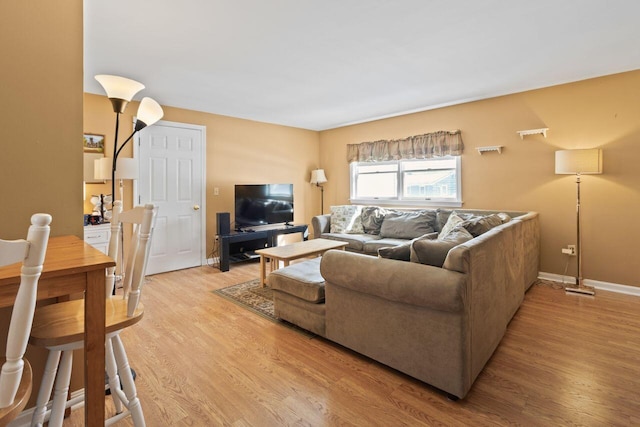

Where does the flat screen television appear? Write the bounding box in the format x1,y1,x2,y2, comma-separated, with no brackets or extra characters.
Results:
234,184,294,229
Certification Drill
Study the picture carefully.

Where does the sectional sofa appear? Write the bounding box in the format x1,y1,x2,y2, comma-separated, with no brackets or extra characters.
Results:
269,206,540,399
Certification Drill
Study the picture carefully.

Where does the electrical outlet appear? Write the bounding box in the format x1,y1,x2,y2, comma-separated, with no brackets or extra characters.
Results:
567,245,576,255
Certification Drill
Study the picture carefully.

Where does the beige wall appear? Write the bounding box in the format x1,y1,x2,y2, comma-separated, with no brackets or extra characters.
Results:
84,93,321,257
319,70,640,288
0,1,83,238
0,0,84,406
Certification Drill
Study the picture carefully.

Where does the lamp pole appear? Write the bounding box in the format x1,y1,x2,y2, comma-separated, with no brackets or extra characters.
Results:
575,173,582,287
566,172,594,295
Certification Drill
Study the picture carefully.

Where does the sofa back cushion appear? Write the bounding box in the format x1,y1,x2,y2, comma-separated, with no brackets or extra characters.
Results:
410,227,473,267
379,210,436,239
360,206,387,235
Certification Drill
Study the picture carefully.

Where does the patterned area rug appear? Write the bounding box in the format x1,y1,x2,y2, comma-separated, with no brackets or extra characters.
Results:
212,279,275,320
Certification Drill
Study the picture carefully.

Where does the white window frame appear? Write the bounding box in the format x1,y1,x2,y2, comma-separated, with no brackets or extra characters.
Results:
349,157,462,208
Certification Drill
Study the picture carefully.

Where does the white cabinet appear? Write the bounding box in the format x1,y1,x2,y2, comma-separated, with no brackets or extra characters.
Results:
83,223,111,254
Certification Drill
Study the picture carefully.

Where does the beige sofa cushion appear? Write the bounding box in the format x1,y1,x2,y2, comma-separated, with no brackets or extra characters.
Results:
379,210,436,239
360,206,387,235
377,232,438,261
320,233,381,252
363,237,415,255
268,257,325,303
410,227,473,267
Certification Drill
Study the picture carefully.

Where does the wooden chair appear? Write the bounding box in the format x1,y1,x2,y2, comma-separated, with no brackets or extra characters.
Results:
0,213,51,425
30,202,156,427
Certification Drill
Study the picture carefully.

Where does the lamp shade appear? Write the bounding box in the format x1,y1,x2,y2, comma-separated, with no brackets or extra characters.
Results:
94,157,112,181
135,97,164,131
95,75,144,102
555,149,603,175
310,169,328,185
115,158,139,180
94,157,139,180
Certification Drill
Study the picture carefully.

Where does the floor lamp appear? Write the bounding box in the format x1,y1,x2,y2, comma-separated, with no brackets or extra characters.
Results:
310,169,328,214
94,74,163,204
555,149,603,296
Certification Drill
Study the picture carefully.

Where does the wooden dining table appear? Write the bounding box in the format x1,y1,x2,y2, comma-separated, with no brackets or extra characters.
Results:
0,235,114,426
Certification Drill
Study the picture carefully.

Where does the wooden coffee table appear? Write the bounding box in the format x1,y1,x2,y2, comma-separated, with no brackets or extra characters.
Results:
255,238,348,287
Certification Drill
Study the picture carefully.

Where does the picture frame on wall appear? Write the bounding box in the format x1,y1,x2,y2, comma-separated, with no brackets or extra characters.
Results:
83,133,105,183
83,133,105,153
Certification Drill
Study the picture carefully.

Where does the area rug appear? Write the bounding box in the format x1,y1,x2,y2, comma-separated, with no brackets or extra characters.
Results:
212,279,275,320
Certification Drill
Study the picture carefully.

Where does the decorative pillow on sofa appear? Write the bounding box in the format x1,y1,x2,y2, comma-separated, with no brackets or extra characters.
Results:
360,206,387,235
410,227,473,267
497,212,512,224
439,212,463,239
377,232,438,261
461,213,504,237
379,210,436,239
330,205,364,234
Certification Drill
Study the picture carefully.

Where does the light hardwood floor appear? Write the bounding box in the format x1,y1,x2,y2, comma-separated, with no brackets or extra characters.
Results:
63,262,640,426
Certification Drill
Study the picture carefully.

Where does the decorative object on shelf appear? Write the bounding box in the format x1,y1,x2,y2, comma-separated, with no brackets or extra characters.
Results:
310,169,328,214
555,148,603,296
90,194,112,221
94,74,164,203
517,128,548,139
476,146,503,155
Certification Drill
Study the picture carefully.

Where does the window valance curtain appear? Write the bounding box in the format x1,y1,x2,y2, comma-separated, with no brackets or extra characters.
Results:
346,130,464,163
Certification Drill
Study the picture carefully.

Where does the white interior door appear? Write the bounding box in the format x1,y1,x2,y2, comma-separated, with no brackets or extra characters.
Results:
135,120,206,275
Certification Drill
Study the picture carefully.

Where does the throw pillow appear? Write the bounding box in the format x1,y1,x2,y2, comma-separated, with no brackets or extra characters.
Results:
497,212,512,224
377,232,438,261
330,205,364,234
436,210,474,232
378,243,412,261
379,210,436,239
361,206,387,235
439,212,463,239
461,213,504,237
410,227,473,267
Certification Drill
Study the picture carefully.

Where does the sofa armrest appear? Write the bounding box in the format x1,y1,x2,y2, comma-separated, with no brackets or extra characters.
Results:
320,250,467,313
311,214,331,239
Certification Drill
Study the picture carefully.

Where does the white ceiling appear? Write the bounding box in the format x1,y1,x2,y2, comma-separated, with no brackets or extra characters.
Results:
84,1,640,131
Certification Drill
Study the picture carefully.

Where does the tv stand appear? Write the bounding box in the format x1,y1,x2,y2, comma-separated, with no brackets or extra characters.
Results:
218,223,308,272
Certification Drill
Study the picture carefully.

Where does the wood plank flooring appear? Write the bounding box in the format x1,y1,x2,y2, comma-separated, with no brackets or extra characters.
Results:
63,262,640,426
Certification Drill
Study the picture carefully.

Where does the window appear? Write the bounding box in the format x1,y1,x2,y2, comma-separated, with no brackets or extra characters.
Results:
350,157,461,207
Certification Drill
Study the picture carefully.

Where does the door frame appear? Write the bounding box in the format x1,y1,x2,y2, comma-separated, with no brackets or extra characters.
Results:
133,119,208,267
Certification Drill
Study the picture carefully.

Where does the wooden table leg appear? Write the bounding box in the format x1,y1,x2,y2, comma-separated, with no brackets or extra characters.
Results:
259,255,266,287
85,269,106,426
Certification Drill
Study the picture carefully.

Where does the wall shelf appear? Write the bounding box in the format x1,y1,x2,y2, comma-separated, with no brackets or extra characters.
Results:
517,128,548,139
477,146,503,155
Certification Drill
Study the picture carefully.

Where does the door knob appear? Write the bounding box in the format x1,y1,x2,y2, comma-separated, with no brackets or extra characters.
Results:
193,205,200,211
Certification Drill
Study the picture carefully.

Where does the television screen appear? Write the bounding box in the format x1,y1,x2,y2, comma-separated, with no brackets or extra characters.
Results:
234,184,294,228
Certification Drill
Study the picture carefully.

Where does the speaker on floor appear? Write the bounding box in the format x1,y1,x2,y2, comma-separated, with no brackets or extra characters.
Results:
216,212,231,235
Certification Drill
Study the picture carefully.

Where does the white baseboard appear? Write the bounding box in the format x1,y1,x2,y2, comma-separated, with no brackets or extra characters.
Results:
538,272,640,297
